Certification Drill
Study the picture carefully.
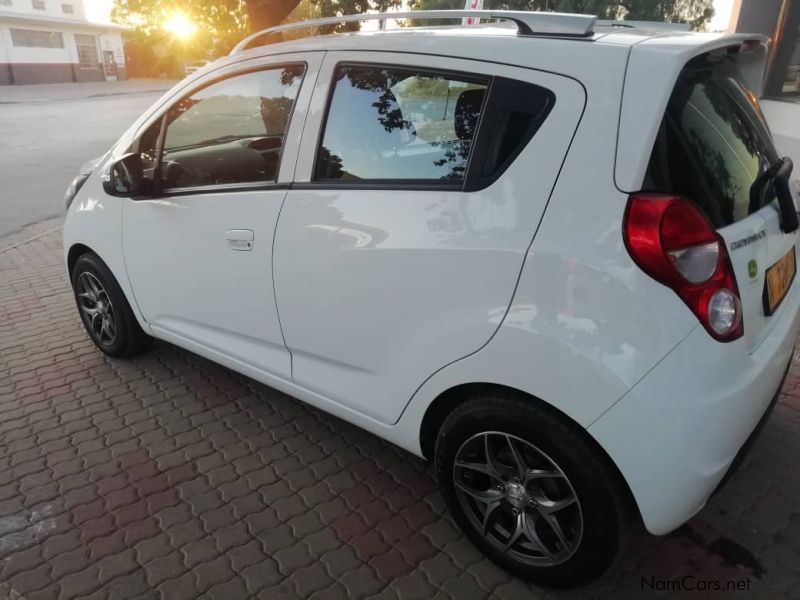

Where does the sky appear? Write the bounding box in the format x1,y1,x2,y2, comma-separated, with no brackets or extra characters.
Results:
83,0,738,30
83,0,113,24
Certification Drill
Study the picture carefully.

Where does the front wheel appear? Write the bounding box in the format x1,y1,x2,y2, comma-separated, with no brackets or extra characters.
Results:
71,252,151,358
435,394,632,587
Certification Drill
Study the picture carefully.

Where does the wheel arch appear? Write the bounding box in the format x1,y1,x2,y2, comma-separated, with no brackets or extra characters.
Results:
418,381,640,523
66,242,150,334
67,242,95,276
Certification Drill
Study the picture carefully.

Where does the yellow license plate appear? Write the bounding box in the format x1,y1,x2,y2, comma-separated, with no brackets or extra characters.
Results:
764,247,796,316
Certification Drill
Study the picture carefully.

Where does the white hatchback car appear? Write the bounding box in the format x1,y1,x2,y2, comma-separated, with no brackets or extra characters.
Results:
63,11,800,586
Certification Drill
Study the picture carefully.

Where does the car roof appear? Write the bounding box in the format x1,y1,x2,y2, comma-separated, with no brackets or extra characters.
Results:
226,23,720,57
200,25,757,92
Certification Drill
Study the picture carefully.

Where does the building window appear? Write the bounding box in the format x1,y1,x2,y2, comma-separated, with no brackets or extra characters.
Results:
31,0,45,9
10,29,64,48
62,3,73,13
74,34,99,68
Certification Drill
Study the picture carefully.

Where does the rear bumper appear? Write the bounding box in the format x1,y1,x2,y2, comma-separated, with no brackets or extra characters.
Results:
588,282,800,535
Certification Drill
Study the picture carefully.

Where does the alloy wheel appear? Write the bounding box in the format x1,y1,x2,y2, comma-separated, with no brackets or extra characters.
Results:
76,271,117,346
452,431,583,566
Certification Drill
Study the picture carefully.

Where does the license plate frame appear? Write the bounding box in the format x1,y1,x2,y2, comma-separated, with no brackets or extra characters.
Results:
763,246,796,316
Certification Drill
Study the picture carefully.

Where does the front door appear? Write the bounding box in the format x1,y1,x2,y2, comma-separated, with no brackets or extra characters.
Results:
273,52,585,423
123,55,321,379
103,51,117,81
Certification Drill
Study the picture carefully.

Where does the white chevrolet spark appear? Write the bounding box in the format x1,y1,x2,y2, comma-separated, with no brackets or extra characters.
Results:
63,11,800,586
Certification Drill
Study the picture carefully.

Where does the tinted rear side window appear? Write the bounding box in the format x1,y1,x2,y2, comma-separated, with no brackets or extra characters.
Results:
645,56,780,228
313,64,555,190
314,65,489,183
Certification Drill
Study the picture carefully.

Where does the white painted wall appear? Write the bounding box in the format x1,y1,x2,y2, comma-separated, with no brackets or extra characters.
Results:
0,24,10,64
762,99,800,181
1,25,74,63
0,0,86,20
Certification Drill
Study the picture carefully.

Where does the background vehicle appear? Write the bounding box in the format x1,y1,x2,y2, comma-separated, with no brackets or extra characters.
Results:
62,11,800,586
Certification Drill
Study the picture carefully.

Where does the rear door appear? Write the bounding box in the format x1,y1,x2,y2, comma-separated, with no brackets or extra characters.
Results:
273,51,585,424
646,54,799,351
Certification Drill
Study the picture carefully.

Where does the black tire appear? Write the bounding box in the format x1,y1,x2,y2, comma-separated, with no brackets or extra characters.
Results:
435,392,632,587
70,252,151,358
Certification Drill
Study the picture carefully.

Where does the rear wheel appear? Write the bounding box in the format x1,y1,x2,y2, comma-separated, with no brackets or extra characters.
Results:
435,393,632,587
71,252,151,358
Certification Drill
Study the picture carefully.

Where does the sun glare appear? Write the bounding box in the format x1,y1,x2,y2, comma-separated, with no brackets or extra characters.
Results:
162,11,198,40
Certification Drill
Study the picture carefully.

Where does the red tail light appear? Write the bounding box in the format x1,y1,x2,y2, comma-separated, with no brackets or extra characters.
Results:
623,193,743,342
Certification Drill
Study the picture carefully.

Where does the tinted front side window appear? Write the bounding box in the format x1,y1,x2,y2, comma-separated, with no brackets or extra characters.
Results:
159,65,304,189
314,65,489,182
646,57,779,228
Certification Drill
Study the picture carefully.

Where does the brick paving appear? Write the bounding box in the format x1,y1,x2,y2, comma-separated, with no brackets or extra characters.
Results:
1,227,800,599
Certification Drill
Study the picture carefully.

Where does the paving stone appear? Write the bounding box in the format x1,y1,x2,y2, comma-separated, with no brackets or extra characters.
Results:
213,522,250,553
274,541,315,575
97,548,138,583
205,575,249,600
240,558,283,594
57,564,101,600
134,531,174,564
156,569,201,600
195,554,235,592
338,564,385,598
5,561,52,596
182,537,220,569
50,545,91,580
290,562,334,598
143,550,187,587
228,538,268,573
389,570,439,600
322,546,361,579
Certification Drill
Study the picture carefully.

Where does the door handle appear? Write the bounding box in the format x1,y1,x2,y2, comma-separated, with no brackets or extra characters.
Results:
225,229,254,251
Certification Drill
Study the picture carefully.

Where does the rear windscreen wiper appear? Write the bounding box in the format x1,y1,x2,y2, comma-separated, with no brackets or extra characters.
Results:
750,157,798,233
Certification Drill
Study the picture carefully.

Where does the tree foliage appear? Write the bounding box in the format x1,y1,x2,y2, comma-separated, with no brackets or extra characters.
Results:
407,0,715,30
112,0,249,57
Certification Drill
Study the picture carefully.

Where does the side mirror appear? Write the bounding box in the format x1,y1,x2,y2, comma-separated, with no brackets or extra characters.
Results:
102,153,145,197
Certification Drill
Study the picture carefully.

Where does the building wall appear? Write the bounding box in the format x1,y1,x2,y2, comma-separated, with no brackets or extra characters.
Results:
0,23,127,84
0,0,126,84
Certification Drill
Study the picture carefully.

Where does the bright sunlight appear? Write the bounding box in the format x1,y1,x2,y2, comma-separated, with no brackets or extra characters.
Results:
162,11,198,40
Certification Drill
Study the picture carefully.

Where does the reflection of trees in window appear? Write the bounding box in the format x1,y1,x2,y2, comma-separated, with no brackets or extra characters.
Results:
338,67,416,134
685,129,737,225
700,80,768,164
316,147,345,179
316,65,485,181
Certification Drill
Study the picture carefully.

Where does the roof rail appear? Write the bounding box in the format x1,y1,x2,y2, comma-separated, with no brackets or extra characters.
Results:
229,10,598,54
596,19,691,32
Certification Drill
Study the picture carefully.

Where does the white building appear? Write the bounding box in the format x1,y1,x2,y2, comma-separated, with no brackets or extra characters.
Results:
0,0,126,85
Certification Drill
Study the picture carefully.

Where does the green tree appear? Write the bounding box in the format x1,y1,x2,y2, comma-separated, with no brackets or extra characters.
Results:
407,0,714,30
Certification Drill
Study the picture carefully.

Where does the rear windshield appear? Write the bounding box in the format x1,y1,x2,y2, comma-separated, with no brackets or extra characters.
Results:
644,54,779,229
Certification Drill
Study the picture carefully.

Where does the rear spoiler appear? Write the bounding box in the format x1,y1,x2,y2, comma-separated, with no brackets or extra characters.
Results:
615,34,770,193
